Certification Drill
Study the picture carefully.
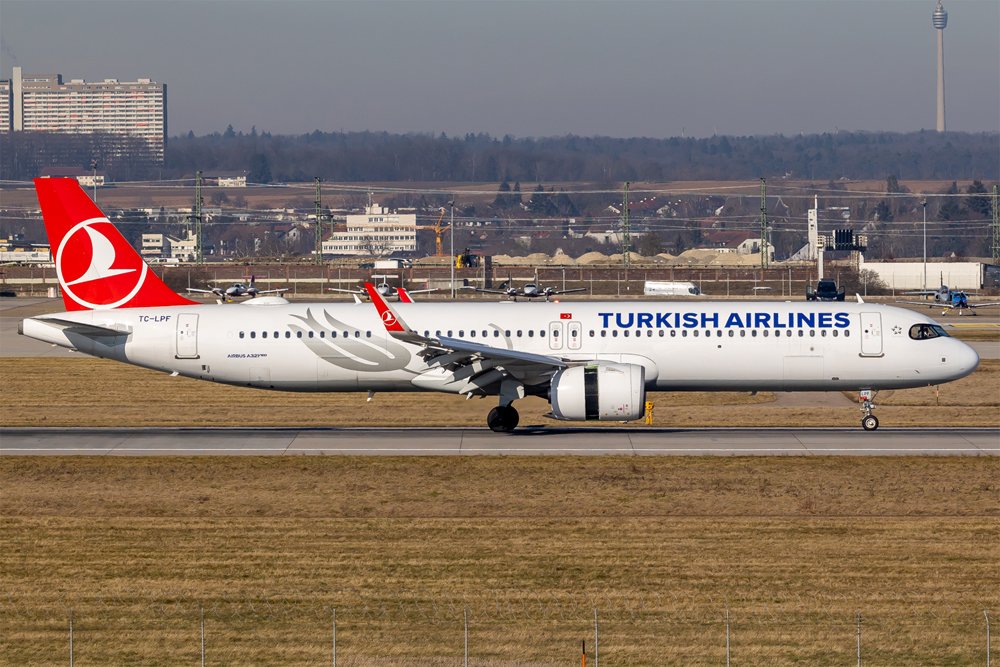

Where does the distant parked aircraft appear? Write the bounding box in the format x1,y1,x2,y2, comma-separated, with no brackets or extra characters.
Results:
898,285,1000,316
330,283,435,302
187,276,287,302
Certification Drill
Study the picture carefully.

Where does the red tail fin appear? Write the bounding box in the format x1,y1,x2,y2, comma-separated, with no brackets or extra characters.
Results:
35,178,197,311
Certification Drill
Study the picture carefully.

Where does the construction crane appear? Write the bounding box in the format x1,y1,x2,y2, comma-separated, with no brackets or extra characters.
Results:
416,208,450,256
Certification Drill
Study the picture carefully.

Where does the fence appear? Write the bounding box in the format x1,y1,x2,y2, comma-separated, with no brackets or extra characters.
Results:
3,598,993,665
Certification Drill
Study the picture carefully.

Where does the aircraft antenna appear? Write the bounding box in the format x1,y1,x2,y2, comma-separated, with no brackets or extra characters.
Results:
992,184,999,265
759,177,769,269
622,181,631,270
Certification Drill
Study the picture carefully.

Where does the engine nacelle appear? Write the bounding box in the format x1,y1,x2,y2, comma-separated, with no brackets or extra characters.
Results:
549,363,646,421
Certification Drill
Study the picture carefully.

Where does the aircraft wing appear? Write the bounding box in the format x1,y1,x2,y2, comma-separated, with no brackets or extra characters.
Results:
186,288,219,295
472,288,512,295
364,283,569,393
897,300,941,307
328,287,364,295
959,301,1000,310
549,287,587,295
901,290,938,297
257,288,289,295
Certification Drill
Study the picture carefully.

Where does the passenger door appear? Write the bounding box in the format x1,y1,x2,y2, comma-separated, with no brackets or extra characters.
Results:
548,321,564,351
175,313,199,359
859,312,883,357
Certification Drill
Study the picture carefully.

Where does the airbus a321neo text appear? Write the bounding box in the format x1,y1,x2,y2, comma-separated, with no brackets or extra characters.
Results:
21,179,979,432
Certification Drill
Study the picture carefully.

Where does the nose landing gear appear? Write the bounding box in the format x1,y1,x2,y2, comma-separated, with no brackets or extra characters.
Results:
859,389,879,431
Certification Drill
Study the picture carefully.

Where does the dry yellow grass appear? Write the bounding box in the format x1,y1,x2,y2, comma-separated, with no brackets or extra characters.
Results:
1,357,998,428
1,457,998,665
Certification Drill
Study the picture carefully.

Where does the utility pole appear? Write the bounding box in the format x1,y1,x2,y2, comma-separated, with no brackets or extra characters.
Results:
449,200,456,299
759,177,769,269
314,177,324,265
194,170,204,264
622,181,631,270
922,199,928,291
991,185,999,266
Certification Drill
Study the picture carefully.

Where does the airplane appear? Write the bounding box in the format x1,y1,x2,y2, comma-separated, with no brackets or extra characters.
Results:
188,276,287,302
471,276,586,301
21,179,979,433
329,283,435,302
898,285,1000,316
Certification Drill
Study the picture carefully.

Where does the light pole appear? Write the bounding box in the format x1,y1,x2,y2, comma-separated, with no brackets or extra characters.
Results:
449,200,455,299
90,160,97,203
922,199,928,291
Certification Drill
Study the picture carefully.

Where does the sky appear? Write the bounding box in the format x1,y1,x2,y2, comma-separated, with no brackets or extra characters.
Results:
1,0,998,139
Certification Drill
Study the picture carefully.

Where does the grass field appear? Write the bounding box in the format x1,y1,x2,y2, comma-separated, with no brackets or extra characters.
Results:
1,457,998,666
1,357,999,428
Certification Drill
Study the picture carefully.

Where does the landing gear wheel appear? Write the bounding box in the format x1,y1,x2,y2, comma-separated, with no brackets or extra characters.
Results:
487,406,519,433
862,415,879,431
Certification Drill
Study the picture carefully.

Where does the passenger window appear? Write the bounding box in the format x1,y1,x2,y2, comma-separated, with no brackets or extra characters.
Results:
821,330,827,337
459,330,464,337
483,330,488,337
308,331,314,338
798,330,804,337
285,331,291,339
320,331,326,338
728,330,734,337
274,332,279,338
659,330,664,337
239,331,245,339
693,330,698,337
516,330,522,337
740,330,746,337
763,330,768,337
786,330,792,337
809,330,816,337
528,330,534,338
670,330,677,337
505,330,511,337
682,331,687,337
624,331,630,337
250,331,256,339
552,330,559,337
845,330,850,337
589,330,595,337
366,331,372,338
751,330,757,337
355,331,361,338
262,331,268,338
612,330,618,337
601,330,607,337
470,330,476,338
832,330,838,337
296,331,303,338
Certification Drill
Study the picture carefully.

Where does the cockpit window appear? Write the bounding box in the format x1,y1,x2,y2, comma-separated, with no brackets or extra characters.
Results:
909,323,949,340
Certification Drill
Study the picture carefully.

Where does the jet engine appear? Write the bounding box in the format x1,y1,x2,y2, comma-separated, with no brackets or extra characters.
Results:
549,363,646,421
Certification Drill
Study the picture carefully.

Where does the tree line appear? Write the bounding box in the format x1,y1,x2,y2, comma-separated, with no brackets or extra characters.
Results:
1,128,997,183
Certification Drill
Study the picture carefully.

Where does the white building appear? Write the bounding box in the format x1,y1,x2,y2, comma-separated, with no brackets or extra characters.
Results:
321,204,417,256
5,67,166,160
140,231,199,262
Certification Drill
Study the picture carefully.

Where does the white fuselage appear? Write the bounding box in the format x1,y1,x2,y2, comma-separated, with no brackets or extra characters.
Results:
22,300,979,395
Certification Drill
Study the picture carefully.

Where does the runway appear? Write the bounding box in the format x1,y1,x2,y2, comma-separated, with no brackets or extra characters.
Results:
1,427,997,456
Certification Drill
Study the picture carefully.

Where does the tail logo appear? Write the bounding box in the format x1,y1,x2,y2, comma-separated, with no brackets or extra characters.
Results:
56,217,149,309
381,310,398,327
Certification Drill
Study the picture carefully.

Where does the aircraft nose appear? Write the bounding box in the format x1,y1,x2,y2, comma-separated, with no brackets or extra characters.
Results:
944,340,979,381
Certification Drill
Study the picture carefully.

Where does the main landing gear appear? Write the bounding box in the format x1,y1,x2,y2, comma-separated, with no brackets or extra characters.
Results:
486,378,525,433
487,405,519,433
859,389,879,431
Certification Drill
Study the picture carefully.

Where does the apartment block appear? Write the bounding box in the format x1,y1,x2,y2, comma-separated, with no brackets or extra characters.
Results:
321,204,417,256
5,66,166,160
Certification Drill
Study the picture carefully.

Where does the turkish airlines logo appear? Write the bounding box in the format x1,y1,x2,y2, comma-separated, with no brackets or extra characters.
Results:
381,310,398,327
56,217,148,309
